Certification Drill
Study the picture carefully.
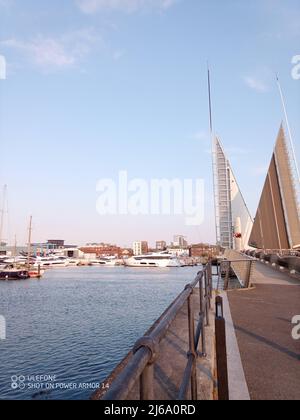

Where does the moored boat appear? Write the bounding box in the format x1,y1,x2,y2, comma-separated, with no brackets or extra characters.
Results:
0,269,30,280
28,268,45,278
125,252,182,268
89,257,117,267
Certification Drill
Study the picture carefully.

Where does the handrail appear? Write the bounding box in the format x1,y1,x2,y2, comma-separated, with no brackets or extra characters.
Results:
218,258,254,290
178,265,212,400
102,264,213,401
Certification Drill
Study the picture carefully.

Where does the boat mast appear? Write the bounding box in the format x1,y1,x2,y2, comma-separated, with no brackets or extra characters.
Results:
0,185,7,250
27,216,33,269
13,235,17,263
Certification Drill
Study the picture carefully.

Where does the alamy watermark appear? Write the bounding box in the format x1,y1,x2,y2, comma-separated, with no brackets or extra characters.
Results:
292,315,300,340
96,171,205,226
0,54,6,80
0,315,6,340
291,55,300,80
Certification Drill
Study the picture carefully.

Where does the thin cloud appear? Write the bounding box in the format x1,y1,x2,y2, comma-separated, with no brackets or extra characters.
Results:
113,49,126,61
262,0,300,39
0,0,13,7
252,165,269,176
1,28,103,71
244,76,268,93
192,131,209,141
76,0,178,14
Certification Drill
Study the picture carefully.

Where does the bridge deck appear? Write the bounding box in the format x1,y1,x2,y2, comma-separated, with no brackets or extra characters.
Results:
227,262,300,400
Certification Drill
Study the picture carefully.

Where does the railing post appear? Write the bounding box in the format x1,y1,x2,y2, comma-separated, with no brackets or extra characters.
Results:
199,274,207,357
140,364,154,400
204,270,210,326
244,260,253,289
187,293,198,400
208,263,212,308
133,337,158,401
224,262,230,291
215,296,229,401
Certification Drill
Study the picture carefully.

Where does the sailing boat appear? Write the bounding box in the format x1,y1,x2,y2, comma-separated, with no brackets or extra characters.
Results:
26,216,44,279
0,186,30,280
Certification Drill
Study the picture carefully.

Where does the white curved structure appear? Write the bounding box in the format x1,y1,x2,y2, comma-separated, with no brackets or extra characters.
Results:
213,137,253,250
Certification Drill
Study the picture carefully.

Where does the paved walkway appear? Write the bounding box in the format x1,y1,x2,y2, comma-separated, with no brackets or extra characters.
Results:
227,262,300,400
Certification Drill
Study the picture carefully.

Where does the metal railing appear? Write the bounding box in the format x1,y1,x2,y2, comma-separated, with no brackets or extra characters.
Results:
218,259,255,290
215,296,229,400
102,264,213,401
221,249,255,289
253,249,299,257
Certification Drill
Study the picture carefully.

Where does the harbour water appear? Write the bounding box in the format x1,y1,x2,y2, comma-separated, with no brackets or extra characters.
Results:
0,266,201,400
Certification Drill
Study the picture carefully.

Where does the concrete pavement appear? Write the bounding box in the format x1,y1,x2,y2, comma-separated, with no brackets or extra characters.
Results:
227,262,300,400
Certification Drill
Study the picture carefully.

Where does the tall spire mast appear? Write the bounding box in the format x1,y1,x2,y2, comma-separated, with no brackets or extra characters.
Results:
207,66,220,246
276,75,300,184
207,64,213,135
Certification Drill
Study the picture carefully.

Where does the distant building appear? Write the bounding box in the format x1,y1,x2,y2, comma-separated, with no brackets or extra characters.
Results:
121,248,134,258
167,247,189,257
62,248,84,259
80,244,123,258
172,235,188,248
47,240,65,249
190,244,219,258
133,241,149,256
156,241,167,251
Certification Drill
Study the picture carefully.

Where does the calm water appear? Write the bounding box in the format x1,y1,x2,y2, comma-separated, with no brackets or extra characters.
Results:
0,266,200,400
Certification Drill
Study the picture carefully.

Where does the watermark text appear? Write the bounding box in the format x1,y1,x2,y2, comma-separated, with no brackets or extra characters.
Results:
96,171,205,226
0,54,6,80
292,315,300,340
291,55,300,80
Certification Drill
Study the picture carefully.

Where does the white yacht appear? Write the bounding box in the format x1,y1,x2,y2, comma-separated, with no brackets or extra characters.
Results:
89,257,117,267
33,256,70,268
125,252,182,268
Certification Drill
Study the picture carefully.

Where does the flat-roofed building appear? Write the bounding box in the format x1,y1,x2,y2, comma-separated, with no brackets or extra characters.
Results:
156,241,167,251
133,241,149,256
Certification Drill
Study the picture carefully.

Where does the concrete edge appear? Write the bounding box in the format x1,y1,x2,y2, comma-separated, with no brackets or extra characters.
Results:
255,259,300,281
220,292,250,401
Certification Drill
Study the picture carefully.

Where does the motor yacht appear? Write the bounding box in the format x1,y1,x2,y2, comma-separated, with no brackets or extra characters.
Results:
125,252,182,268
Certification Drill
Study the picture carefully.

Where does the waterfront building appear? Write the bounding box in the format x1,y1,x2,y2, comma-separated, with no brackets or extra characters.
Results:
47,239,65,249
156,241,167,251
167,247,189,257
133,241,149,256
80,244,123,258
190,244,219,258
172,235,188,248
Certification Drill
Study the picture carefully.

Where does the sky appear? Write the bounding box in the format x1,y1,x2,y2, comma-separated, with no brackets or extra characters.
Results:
0,0,299,247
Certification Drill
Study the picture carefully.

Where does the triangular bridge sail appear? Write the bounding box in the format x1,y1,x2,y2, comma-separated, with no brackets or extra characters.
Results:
213,137,253,250
249,125,300,250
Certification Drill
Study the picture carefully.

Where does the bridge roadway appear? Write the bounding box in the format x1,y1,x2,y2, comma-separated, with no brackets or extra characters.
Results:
227,262,300,400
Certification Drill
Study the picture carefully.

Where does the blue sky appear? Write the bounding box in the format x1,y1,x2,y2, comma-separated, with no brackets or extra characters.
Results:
0,0,299,247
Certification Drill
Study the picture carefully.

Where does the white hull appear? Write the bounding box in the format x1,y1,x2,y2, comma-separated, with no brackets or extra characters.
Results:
34,258,70,268
125,256,181,268
89,259,117,267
